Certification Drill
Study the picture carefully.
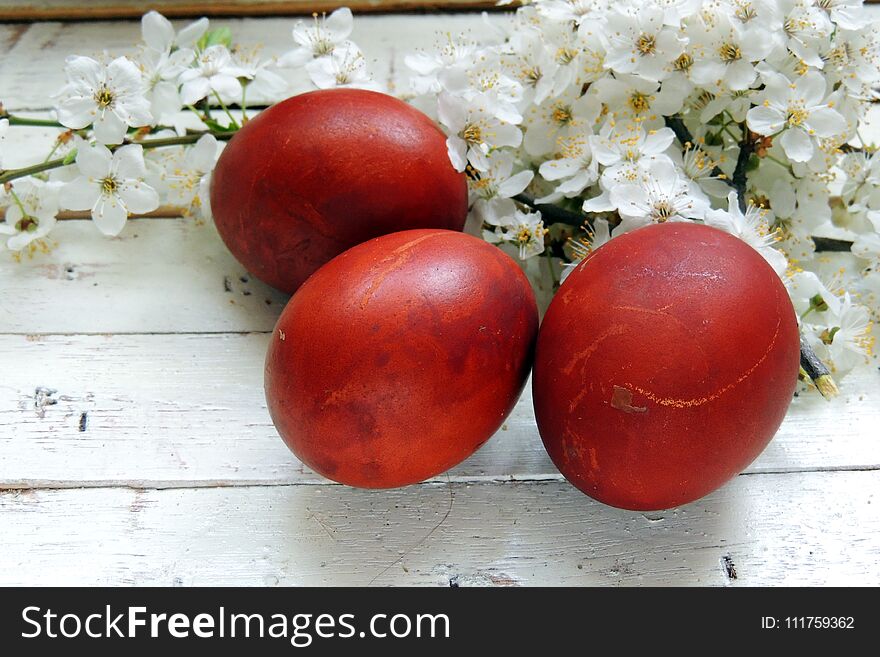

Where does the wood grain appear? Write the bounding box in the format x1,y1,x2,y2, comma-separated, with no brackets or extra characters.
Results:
0,1,504,22
2,11,880,587
0,333,876,488
1,473,877,586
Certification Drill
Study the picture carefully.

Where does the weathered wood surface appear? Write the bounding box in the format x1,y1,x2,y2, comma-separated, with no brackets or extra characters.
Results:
1,473,878,586
1,12,879,586
0,333,877,488
0,1,502,22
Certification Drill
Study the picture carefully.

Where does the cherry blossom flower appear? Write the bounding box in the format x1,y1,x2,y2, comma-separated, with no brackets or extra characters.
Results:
0,178,61,251
179,45,247,106
523,88,600,157
537,129,599,202
306,42,376,90
592,73,688,120
151,134,219,214
746,71,847,162
57,56,153,145
60,143,160,236
602,3,685,82
689,11,774,91
469,150,534,227
141,10,207,52
137,11,207,124
483,208,547,259
437,92,522,172
278,8,354,67
705,191,788,275
604,158,709,232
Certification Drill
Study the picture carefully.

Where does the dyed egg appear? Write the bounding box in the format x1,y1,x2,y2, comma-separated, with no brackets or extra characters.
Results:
533,223,800,510
265,229,538,488
210,89,467,294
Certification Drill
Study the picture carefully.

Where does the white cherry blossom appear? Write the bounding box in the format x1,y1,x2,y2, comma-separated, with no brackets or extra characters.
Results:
747,71,847,162
57,56,153,144
705,191,788,275
60,143,160,236
483,208,547,259
605,158,710,232
179,45,247,106
306,42,375,90
689,11,774,91
602,3,684,82
437,92,522,172
0,178,61,251
538,129,599,202
278,8,354,67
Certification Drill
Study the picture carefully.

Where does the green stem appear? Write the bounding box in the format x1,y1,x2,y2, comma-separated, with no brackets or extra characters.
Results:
43,139,63,163
765,153,790,169
186,104,213,124
0,130,237,186
212,90,240,129
721,124,741,143
8,188,28,216
241,85,248,121
4,114,66,128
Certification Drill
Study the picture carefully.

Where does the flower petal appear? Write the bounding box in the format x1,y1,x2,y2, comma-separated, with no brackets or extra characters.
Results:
446,136,467,172
141,11,175,53
210,74,243,103
118,181,160,214
64,55,103,91
60,178,101,211
747,105,785,135
539,158,581,181
497,170,534,198
725,60,756,91
437,94,466,133
325,7,353,41
176,17,209,48
93,111,127,145
76,143,112,178
780,128,814,162
805,107,847,138
113,144,147,179
57,96,98,129
92,197,129,236
180,78,211,106
795,72,826,107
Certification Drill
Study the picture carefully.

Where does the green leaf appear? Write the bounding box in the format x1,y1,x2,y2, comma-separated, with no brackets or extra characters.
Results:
198,27,233,50
704,132,723,146
201,117,228,132
746,153,760,172
62,148,78,165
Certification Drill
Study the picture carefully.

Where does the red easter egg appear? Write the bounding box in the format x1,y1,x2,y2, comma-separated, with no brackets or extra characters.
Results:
265,229,538,488
210,89,467,294
533,222,800,510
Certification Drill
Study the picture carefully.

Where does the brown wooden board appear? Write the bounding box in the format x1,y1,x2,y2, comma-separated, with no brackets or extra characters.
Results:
0,0,508,21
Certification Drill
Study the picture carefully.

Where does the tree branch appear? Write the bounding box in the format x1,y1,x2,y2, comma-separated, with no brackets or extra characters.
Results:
799,335,838,398
512,193,589,227
731,130,754,213
0,130,237,186
664,116,733,187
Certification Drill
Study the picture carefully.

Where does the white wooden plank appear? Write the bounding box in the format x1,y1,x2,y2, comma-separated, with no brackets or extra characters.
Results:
0,472,877,586
0,219,289,333
1,333,876,487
